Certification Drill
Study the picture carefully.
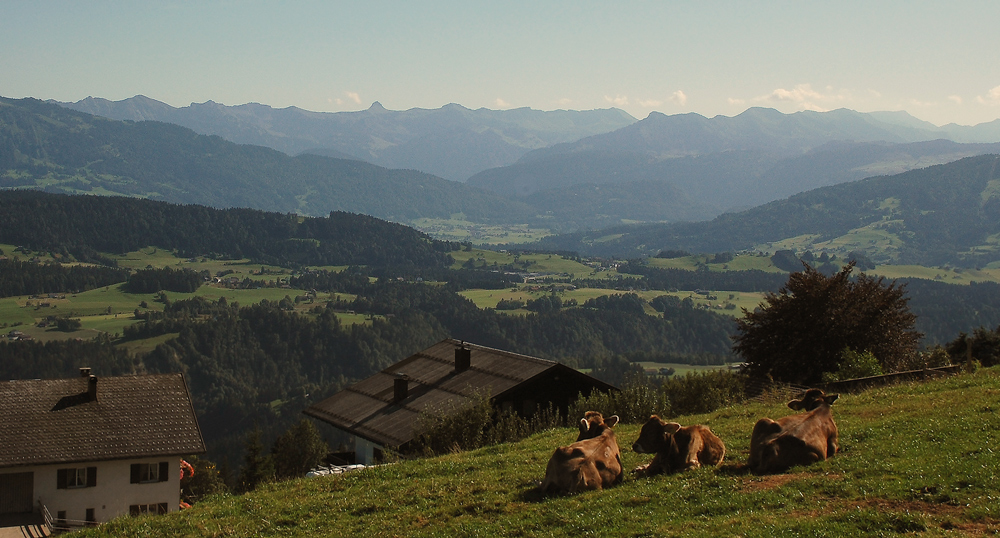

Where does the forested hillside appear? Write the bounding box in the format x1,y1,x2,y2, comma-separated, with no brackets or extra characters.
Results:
535,154,1000,267
0,190,457,268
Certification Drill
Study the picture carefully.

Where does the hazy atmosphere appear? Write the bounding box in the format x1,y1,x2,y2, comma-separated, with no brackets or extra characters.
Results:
4,1,1000,125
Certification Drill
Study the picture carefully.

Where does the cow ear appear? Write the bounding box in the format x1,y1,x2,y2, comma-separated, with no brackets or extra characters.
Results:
605,415,619,428
825,394,839,405
787,399,805,411
663,422,681,434
579,418,590,433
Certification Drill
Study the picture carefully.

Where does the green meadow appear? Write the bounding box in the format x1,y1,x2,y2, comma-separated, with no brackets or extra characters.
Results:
74,367,1000,537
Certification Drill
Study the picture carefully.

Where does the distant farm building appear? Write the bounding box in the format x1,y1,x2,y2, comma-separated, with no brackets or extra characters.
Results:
304,339,616,464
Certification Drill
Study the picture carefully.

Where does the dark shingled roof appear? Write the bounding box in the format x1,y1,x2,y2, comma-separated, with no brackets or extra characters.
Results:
304,338,615,448
0,373,206,469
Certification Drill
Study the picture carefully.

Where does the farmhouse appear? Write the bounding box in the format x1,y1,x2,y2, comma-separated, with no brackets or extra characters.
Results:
304,339,616,464
0,369,205,530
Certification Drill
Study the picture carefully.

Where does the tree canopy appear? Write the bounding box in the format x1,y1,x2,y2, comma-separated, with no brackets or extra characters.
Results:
732,262,922,384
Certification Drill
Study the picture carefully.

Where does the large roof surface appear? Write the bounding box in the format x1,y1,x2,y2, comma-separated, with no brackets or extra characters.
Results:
1,372,206,469
305,339,577,447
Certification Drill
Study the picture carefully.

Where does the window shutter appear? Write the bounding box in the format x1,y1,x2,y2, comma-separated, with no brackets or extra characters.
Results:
87,466,97,487
130,463,140,484
57,468,68,489
158,461,169,482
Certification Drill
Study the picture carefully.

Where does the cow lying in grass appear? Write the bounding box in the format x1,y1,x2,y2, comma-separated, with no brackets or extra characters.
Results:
539,411,623,494
749,388,840,474
631,416,726,476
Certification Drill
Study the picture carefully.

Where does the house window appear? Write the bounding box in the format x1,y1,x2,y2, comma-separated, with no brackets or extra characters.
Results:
130,462,169,484
129,503,168,516
56,467,96,489
68,468,87,488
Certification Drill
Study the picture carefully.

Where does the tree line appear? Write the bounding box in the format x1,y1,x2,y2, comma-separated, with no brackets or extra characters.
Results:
0,259,129,298
0,190,459,269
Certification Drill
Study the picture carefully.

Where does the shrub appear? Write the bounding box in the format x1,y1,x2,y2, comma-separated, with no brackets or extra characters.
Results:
822,348,883,382
410,393,563,457
567,383,668,425
660,370,746,417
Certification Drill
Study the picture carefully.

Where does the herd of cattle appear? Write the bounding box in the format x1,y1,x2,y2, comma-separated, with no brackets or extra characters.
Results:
539,388,840,494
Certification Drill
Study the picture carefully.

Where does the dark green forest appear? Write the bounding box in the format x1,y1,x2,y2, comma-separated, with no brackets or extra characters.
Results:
0,259,129,297
0,190,457,268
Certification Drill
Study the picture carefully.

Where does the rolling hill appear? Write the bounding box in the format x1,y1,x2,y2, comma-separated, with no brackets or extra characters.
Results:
534,154,1000,267
468,108,1000,220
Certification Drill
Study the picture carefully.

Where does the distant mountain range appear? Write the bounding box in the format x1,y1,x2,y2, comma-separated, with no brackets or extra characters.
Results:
55,95,636,181
534,154,1000,267
0,97,535,222
10,95,1000,248
468,107,1000,218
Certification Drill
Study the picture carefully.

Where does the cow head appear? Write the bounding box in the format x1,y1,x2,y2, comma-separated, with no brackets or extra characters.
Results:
577,411,620,441
631,415,680,454
787,388,839,411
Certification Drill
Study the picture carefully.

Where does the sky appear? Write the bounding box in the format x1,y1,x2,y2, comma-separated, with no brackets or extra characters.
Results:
3,1,1000,127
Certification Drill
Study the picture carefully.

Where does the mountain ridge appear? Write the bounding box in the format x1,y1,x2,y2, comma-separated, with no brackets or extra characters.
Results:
55,95,637,181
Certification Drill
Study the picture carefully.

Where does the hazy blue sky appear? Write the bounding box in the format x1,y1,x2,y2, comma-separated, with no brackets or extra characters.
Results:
4,1,1000,126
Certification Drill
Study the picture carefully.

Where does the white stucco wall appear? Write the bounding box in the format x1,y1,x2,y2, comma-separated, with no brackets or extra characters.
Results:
2,458,180,523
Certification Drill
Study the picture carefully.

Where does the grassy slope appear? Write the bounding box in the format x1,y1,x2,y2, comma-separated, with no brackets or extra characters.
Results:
77,367,1000,537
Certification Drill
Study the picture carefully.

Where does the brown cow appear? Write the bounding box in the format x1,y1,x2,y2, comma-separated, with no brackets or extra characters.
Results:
749,388,840,474
631,416,726,476
539,411,623,494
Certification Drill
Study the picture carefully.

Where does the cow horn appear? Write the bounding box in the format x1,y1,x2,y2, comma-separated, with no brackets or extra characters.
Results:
579,418,590,432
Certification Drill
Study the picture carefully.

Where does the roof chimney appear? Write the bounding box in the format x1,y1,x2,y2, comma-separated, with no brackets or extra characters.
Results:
393,373,408,402
87,375,98,402
455,344,471,373
79,367,91,377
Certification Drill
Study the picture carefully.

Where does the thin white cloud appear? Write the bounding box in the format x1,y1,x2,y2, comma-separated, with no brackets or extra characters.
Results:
345,91,362,104
753,83,848,112
638,99,663,107
604,94,629,106
976,85,1000,105
495,98,511,109
868,89,882,98
948,95,963,105
670,90,687,106
727,97,746,106
909,98,933,107
555,98,573,107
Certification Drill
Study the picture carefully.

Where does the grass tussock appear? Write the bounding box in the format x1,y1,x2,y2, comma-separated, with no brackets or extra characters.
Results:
73,367,1000,537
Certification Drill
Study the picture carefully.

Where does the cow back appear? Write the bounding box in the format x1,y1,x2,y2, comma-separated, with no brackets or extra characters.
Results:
540,414,623,494
749,391,839,473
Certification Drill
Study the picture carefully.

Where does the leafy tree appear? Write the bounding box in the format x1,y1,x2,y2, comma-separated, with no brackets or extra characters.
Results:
733,262,922,384
271,419,329,480
237,428,275,493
